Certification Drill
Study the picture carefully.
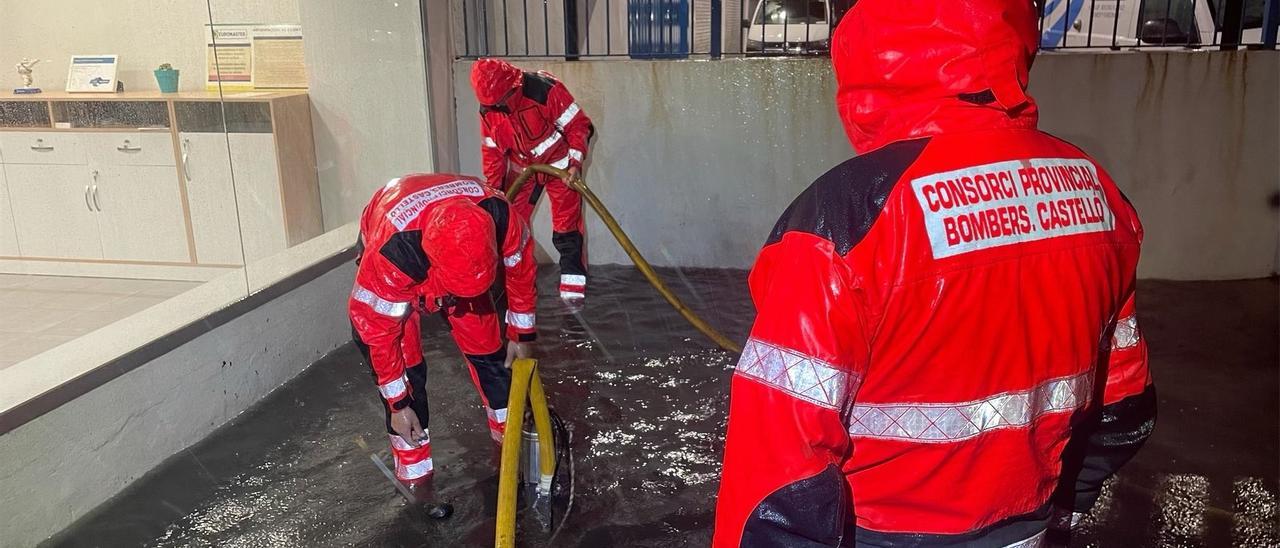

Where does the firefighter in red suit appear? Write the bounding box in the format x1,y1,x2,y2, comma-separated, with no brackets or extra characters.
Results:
714,0,1156,545
471,58,594,302
348,173,537,495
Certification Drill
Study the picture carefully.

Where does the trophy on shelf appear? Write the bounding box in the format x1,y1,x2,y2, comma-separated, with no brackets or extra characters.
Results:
14,58,42,94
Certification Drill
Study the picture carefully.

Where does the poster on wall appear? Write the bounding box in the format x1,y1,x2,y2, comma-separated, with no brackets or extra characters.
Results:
206,25,253,91
251,24,307,89
65,55,119,93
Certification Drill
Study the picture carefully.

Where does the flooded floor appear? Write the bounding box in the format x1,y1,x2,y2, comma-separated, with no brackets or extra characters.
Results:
45,268,1277,547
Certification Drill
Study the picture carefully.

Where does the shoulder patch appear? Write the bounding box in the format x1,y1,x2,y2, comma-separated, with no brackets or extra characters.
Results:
477,196,509,251
379,230,431,283
521,72,556,104
767,138,929,255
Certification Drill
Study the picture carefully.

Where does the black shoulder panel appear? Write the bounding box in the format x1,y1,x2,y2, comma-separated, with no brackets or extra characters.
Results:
379,230,431,283
740,464,847,547
521,72,556,104
477,196,509,251
766,138,929,256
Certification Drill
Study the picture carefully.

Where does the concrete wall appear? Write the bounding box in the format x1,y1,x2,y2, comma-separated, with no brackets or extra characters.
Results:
0,0,300,92
299,0,437,230
0,254,354,547
454,51,1280,280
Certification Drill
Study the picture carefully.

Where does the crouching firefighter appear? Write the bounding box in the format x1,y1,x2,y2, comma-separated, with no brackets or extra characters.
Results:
714,0,1155,545
348,173,538,496
471,58,594,303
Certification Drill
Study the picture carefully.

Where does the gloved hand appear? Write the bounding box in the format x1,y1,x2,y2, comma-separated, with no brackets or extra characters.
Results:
390,406,426,447
503,340,533,369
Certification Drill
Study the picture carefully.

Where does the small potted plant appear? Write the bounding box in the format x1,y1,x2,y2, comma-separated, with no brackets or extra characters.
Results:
154,63,179,93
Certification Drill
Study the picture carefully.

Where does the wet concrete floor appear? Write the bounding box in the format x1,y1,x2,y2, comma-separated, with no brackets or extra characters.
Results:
45,268,1277,547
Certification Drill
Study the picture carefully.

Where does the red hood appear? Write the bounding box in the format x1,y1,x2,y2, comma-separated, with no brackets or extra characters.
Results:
832,0,1041,153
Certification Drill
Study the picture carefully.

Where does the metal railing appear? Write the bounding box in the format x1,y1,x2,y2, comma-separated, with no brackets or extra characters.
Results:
454,0,1278,60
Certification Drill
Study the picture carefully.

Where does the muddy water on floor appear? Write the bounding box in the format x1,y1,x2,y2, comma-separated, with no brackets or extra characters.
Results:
42,273,1279,547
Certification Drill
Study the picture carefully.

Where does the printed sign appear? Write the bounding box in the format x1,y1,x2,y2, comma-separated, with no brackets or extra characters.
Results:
206,25,253,91
910,158,1115,259
65,55,119,93
387,180,487,230
251,24,307,89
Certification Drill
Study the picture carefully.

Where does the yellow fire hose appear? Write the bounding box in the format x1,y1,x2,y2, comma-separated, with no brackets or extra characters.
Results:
495,358,556,548
506,165,743,354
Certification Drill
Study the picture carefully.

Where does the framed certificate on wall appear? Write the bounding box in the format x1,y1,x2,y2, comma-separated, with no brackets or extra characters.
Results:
66,55,119,93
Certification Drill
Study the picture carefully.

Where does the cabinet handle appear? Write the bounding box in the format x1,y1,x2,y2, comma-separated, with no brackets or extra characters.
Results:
181,138,192,182
117,139,142,153
92,185,101,212
30,138,53,152
84,185,93,212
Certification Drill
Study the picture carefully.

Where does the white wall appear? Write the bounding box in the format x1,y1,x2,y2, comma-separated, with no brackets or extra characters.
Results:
0,0,300,92
298,0,436,230
453,51,1280,280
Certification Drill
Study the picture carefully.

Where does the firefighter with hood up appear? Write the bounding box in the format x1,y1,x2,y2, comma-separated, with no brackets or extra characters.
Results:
471,58,594,304
348,173,537,497
714,0,1155,545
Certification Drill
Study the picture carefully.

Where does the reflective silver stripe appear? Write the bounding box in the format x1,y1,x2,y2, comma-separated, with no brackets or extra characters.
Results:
487,407,509,423
530,130,563,157
484,136,498,148
848,371,1092,443
352,284,410,318
506,310,536,330
395,457,434,480
568,148,583,162
555,102,580,128
1003,530,1046,548
561,274,586,287
734,338,856,410
560,290,585,299
550,154,571,169
504,224,530,267
379,375,408,400
389,432,429,451
1112,314,1140,350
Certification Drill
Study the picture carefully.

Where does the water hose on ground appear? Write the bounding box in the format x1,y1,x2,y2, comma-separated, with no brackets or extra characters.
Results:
495,358,556,548
506,165,743,354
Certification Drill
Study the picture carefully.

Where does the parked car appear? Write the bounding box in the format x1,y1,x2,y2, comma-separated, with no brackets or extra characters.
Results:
744,0,848,54
1041,0,1266,48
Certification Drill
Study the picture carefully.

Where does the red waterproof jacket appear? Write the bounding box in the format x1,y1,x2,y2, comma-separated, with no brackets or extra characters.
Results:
478,68,593,190
715,0,1154,546
349,174,537,411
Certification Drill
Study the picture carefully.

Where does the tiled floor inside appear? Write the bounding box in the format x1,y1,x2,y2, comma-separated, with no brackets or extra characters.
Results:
0,274,200,369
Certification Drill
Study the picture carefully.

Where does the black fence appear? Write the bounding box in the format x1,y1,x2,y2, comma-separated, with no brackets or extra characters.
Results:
455,0,1279,59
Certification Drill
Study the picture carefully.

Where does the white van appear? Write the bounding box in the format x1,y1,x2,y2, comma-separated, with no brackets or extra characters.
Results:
743,0,838,54
1041,0,1266,48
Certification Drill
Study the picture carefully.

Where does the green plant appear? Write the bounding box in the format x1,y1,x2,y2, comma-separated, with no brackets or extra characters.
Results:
157,63,174,71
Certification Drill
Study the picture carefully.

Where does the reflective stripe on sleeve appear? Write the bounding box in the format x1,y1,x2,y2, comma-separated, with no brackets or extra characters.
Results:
484,136,498,148
568,148,583,162
395,457,434,480
847,371,1093,443
379,375,409,400
734,337,857,410
506,310,536,330
550,155,571,170
1112,314,1140,350
555,102,581,128
352,284,410,318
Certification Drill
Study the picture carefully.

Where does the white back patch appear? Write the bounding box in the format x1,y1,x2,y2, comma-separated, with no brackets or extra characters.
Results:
910,158,1115,259
386,179,486,230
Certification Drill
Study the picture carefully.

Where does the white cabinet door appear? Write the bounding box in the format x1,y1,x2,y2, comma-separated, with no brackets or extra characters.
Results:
180,133,245,265
0,166,20,256
93,165,190,263
4,164,103,259
227,133,286,262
